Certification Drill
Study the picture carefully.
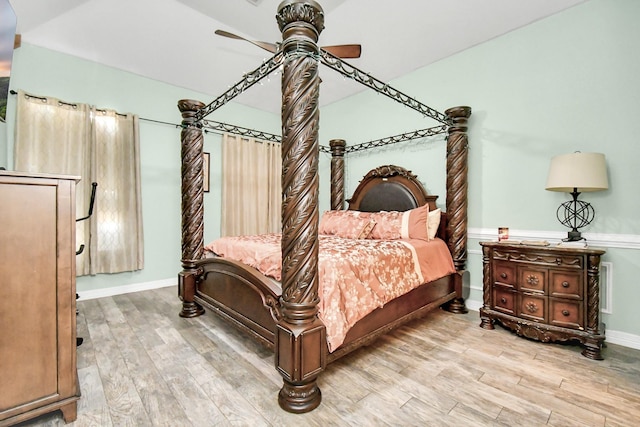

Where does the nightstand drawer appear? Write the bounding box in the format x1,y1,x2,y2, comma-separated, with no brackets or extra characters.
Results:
493,261,516,286
550,271,582,299
549,298,583,329
492,285,515,315
518,294,546,323
519,267,547,294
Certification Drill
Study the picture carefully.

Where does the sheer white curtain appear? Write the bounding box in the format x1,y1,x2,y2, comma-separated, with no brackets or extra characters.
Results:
91,108,144,273
13,90,143,275
221,133,281,236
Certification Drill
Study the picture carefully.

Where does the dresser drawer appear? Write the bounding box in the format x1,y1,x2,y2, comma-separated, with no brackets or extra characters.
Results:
518,294,546,323
518,267,547,294
492,285,515,315
549,298,583,330
550,271,582,299
493,261,516,286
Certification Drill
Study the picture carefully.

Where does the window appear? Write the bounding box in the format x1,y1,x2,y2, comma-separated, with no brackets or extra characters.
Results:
221,133,281,236
14,90,143,274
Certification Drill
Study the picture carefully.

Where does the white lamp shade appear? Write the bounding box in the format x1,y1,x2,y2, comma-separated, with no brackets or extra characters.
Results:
545,152,609,193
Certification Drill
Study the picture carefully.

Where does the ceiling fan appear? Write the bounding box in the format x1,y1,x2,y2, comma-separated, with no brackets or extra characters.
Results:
215,29,361,59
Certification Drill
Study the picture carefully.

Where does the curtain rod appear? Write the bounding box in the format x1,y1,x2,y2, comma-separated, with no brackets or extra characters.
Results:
8,89,275,135
10,89,182,127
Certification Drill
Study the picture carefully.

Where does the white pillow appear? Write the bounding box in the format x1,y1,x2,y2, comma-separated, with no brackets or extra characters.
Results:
428,208,441,240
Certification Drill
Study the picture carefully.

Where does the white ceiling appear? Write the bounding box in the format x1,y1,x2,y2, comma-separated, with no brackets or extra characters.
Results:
11,0,585,114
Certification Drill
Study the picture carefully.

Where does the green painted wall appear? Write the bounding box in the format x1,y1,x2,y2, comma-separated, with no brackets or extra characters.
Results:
320,0,640,340
2,43,279,293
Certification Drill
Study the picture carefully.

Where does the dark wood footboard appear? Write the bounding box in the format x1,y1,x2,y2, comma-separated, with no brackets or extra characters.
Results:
194,257,281,349
192,255,461,364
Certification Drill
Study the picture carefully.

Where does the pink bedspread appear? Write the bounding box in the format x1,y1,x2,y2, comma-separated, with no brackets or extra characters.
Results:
205,234,455,352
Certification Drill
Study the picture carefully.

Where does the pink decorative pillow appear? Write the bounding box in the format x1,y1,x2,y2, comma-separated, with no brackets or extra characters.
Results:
368,210,402,239
319,210,374,239
404,204,429,241
368,205,429,241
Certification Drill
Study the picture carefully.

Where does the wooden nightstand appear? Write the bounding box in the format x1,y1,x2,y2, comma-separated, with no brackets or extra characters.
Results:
479,241,606,360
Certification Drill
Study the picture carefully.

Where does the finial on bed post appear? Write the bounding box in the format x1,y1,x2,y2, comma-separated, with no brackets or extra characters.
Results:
276,0,326,414
178,99,206,318
445,105,472,314
329,139,346,210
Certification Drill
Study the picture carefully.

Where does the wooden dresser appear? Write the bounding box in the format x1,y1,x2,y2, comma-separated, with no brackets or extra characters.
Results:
479,241,606,360
0,171,80,425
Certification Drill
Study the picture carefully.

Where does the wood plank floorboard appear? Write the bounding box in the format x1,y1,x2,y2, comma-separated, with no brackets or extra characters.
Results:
14,285,640,426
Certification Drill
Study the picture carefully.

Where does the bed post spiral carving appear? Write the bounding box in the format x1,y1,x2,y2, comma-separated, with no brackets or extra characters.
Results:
275,0,326,414
330,139,346,210
178,99,206,318
445,106,472,314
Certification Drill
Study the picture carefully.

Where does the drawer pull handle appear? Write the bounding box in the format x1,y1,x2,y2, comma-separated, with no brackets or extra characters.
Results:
562,310,570,316
526,302,538,313
500,273,507,279
526,275,539,286
501,297,507,304
562,281,570,288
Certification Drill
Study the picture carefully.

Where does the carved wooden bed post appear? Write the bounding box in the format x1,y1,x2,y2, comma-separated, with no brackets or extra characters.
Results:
329,139,346,210
275,0,326,413
445,106,472,313
178,99,206,318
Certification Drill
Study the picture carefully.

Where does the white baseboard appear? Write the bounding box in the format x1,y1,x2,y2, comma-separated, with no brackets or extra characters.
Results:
605,330,640,351
466,299,483,312
465,298,640,351
77,278,176,301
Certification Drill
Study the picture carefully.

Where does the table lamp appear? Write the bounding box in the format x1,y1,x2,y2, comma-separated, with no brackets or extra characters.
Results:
545,152,608,241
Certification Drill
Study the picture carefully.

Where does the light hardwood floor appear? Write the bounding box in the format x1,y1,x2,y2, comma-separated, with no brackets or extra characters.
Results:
17,285,640,426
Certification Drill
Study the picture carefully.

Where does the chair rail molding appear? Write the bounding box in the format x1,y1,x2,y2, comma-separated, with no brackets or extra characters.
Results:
468,228,640,250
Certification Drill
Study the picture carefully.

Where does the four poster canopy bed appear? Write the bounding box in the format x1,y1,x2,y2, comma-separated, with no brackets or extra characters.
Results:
177,0,472,414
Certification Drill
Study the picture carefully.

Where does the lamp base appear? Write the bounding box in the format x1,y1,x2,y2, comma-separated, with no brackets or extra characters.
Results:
564,230,584,242
556,189,596,244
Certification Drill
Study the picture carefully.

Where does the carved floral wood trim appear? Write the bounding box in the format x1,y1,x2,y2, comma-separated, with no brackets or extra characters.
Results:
493,250,583,269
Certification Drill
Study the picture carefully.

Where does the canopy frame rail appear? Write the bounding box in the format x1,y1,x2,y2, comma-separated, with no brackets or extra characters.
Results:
321,124,449,154
319,50,451,125
195,51,284,121
199,121,445,152
202,120,282,143
194,49,450,125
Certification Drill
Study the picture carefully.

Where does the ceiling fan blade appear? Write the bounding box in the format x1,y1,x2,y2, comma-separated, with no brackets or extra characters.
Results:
215,29,277,54
215,29,362,59
321,44,361,59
